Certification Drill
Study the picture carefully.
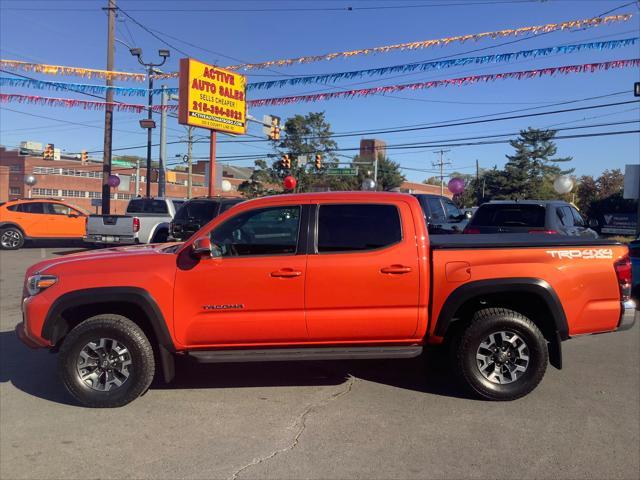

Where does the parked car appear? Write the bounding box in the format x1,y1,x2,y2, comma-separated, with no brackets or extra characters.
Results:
84,197,184,246
463,200,598,237
17,192,635,407
412,193,469,234
0,198,86,250
170,197,243,242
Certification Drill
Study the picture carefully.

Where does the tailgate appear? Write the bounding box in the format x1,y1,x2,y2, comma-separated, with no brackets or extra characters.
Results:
86,215,134,237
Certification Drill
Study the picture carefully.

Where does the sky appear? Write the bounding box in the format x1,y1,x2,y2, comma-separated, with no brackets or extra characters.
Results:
0,0,639,184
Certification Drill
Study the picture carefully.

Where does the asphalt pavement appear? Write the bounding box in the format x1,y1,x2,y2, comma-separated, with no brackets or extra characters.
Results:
1,247,638,480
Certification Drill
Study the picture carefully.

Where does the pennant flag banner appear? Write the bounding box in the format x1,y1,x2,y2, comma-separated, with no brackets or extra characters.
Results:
247,58,640,107
1,59,638,111
0,59,146,82
0,77,179,97
219,13,635,72
0,94,178,113
246,37,639,91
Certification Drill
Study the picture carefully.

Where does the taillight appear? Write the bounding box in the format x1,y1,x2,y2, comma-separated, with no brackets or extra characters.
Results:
463,227,480,234
528,229,558,234
614,255,632,301
133,217,140,233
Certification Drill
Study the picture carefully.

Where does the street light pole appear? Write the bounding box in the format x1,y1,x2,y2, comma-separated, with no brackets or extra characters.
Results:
129,47,170,198
145,65,154,197
101,0,116,215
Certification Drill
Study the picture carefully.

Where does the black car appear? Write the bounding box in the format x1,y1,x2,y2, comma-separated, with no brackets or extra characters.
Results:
412,194,469,234
463,200,598,237
169,197,243,241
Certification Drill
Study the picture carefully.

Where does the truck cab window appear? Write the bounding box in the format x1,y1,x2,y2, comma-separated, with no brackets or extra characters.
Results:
210,206,300,257
317,204,401,253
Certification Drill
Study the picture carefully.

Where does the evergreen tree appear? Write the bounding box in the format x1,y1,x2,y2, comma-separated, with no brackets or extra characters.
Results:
501,128,573,200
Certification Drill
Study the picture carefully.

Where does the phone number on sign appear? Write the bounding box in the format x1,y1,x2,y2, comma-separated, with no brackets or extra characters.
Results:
192,101,243,120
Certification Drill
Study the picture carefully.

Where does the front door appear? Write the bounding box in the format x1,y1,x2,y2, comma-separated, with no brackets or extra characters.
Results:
46,203,85,237
305,202,420,342
174,204,308,347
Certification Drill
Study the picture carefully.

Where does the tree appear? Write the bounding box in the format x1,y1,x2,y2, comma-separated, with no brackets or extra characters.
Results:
353,153,404,191
499,128,573,200
238,112,342,195
575,169,635,219
423,177,441,186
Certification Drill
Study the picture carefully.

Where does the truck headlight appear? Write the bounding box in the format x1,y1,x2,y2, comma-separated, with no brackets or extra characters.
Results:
26,274,57,296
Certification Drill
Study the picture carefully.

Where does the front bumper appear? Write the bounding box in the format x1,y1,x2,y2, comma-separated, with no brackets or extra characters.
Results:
15,321,44,349
617,299,638,332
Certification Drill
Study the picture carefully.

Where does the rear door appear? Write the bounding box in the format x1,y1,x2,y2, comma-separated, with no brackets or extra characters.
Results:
15,202,47,237
305,201,420,342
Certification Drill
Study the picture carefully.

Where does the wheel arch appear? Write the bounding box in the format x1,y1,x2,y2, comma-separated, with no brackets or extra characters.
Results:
0,222,25,234
435,278,568,369
42,287,176,382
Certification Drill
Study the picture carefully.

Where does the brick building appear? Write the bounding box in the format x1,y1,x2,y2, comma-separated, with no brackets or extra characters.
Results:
0,146,243,212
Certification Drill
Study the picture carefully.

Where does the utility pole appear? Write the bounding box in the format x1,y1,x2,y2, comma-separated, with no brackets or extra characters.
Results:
208,132,217,197
476,159,480,205
101,0,116,215
145,66,154,197
187,127,193,199
135,157,140,196
158,85,167,198
432,149,451,196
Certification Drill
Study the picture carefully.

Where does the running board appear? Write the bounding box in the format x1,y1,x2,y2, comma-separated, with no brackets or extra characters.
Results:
188,346,423,363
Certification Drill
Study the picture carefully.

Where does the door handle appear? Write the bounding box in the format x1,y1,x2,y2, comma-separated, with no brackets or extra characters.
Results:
271,268,302,278
380,265,412,274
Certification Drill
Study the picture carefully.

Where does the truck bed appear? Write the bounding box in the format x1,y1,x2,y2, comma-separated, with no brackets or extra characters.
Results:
429,234,620,249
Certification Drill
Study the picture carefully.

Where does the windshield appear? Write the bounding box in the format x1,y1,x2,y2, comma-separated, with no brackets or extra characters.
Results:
173,200,219,222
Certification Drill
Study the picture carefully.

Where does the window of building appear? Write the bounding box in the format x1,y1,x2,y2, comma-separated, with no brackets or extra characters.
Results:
317,204,402,253
211,206,301,257
61,190,85,198
9,187,20,195
32,188,58,197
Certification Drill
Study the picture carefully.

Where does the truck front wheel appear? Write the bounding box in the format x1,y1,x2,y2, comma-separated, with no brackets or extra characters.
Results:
456,308,548,401
58,314,155,408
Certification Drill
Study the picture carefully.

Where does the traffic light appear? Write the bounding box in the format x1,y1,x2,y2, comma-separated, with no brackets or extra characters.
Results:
281,154,291,169
43,144,54,160
315,154,322,170
268,116,281,141
81,150,88,163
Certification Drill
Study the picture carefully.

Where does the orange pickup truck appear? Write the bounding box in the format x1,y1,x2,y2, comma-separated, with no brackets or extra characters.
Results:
16,192,637,407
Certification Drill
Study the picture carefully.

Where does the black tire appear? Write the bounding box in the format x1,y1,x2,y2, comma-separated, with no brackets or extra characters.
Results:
58,314,155,408
455,308,548,401
0,226,25,250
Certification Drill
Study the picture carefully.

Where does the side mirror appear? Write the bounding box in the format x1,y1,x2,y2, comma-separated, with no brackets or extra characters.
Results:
192,236,213,258
588,218,599,228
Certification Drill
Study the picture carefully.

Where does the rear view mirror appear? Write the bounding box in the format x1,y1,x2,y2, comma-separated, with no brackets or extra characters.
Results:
192,236,213,258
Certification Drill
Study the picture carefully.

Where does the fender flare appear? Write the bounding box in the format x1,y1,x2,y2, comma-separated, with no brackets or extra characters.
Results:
434,278,568,369
0,222,25,234
41,287,176,382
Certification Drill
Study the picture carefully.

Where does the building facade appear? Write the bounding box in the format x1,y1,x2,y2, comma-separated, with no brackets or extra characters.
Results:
0,147,243,212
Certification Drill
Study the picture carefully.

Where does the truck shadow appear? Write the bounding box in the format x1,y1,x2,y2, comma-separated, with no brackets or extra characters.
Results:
0,330,474,406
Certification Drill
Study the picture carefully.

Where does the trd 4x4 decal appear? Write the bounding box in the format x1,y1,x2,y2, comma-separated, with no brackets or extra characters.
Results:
545,249,613,260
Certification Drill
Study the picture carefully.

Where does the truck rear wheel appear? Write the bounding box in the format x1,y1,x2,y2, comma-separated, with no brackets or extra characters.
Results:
455,308,548,401
58,314,155,408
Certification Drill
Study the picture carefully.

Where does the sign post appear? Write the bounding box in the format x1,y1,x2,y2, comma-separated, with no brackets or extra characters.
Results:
178,58,247,196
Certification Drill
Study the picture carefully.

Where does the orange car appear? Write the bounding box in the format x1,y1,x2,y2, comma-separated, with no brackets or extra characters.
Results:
0,199,86,250
16,192,637,407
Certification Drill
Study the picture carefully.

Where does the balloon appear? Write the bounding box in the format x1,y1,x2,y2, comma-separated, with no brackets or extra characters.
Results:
107,174,120,188
553,176,574,194
24,175,37,186
221,179,232,192
448,177,465,195
283,175,297,190
361,178,376,191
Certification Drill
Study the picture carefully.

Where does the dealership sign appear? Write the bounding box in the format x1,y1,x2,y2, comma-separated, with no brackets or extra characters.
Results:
178,58,247,135
600,213,637,235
